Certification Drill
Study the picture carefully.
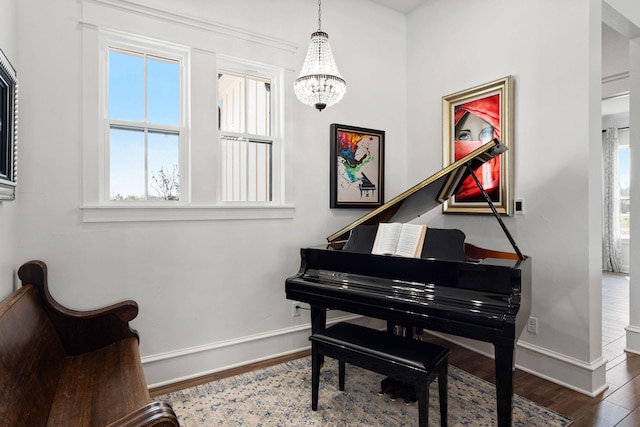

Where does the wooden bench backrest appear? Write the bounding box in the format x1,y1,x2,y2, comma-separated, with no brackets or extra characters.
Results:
0,285,66,426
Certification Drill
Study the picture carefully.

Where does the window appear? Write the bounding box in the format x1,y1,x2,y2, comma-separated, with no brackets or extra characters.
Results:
0,48,17,201
81,15,293,222
218,69,276,202
107,46,184,201
618,131,630,237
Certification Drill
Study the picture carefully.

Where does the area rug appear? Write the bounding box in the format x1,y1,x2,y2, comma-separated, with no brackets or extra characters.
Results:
158,357,573,426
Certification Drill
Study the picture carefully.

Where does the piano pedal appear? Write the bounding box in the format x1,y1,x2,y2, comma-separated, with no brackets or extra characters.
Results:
401,390,417,405
378,377,396,396
379,377,417,404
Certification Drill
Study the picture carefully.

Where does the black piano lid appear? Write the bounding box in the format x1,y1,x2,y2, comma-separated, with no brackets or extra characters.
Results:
327,139,507,243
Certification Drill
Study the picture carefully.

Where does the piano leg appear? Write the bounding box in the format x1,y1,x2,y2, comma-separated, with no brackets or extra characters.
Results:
494,342,515,427
310,305,327,334
311,305,327,365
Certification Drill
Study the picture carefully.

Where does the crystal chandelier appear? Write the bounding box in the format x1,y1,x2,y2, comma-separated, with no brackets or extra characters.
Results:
294,0,346,111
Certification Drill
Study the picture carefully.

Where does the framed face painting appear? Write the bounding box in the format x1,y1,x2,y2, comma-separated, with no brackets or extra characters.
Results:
442,76,514,215
330,124,384,208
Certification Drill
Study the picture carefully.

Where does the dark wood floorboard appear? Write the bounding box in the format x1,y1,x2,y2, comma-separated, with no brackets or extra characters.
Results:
421,272,637,427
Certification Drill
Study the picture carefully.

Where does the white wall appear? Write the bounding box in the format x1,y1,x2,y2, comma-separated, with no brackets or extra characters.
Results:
407,0,606,394
15,0,407,386
0,0,19,299
10,0,634,396
602,23,630,97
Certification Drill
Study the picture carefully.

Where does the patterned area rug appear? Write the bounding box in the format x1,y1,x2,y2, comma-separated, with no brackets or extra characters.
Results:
158,357,573,426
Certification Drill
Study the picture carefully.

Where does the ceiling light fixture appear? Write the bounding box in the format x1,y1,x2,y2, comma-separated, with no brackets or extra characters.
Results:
294,0,346,112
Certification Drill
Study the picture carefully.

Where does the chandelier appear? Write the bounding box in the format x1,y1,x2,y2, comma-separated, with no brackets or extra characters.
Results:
294,0,346,111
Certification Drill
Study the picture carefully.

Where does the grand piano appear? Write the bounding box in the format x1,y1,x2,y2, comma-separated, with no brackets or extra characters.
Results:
285,139,531,427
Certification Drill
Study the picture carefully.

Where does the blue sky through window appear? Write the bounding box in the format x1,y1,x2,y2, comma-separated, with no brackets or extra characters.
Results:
619,146,629,191
110,128,145,199
109,52,144,122
108,50,180,200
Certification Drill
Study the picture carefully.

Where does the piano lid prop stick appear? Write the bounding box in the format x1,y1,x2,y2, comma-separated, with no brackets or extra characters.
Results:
466,162,525,261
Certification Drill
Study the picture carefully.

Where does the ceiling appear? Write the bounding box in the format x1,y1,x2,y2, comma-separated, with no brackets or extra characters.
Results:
367,0,428,14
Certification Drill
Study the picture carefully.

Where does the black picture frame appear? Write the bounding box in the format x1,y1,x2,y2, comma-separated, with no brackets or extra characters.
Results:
0,48,17,201
330,124,384,208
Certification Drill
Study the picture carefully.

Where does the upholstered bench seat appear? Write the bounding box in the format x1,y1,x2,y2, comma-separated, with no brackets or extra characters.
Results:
309,322,450,427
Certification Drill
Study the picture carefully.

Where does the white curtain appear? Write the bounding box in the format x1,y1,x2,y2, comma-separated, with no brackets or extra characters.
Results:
602,127,623,272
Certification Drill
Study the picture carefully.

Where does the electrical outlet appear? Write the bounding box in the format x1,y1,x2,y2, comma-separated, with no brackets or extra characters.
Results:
527,316,538,334
292,302,301,317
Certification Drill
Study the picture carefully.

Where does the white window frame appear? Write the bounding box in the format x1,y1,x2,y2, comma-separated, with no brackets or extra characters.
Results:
81,27,293,222
216,56,284,206
101,32,189,205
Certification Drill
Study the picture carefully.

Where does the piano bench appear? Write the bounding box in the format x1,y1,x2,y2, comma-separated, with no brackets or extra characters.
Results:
309,322,450,427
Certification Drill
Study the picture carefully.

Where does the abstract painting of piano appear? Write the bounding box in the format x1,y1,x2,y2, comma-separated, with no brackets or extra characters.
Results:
287,140,531,427
330,123,384,208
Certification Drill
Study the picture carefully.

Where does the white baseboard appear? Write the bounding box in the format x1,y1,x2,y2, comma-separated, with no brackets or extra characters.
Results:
421,331,608,397
625,325,640,354
144,317,607,397
515,341,608,397
142,313,365,388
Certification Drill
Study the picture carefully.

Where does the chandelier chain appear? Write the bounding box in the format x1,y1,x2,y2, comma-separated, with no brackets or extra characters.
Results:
318,0,322,31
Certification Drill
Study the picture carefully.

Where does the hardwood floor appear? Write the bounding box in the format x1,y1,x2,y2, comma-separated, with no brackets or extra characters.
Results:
151,273,637,426
421,272,638,427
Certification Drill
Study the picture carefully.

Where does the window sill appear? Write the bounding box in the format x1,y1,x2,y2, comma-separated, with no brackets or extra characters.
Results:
81,204,295,223
0,183,16,201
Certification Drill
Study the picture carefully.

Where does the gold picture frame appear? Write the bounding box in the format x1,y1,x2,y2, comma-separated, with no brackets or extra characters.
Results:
442,76,513,215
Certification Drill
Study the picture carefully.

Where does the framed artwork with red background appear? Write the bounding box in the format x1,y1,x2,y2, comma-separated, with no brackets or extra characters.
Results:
442,76,514,215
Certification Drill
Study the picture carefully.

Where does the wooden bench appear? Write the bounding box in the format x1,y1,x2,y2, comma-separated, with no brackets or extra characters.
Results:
0,260,180,427
310,322,450,427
